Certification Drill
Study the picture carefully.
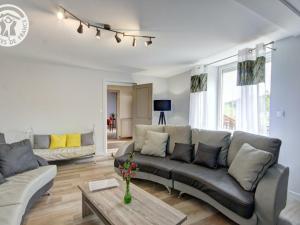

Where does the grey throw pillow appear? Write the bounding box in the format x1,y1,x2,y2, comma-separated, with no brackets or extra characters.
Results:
34,135,50,149
228,143,273,191
81,132,94,146
170,143,195,163
141,131,169,157
0,133,5,144
193,142,221,169
0,139,39,177
0,173,6,185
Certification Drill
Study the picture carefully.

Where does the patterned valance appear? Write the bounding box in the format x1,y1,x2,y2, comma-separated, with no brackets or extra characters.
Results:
237,44,266,86
191,73,207,93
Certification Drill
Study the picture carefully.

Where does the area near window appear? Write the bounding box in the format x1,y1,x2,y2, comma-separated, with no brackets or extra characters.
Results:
218,55,271,135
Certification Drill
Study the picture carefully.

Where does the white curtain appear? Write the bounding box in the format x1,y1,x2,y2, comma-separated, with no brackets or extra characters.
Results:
236,43,267,135
189,91,207,129
189,66,208,129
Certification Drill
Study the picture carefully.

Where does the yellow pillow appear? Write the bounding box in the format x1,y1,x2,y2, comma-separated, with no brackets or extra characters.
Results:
66,133,81,147
50,134,67,149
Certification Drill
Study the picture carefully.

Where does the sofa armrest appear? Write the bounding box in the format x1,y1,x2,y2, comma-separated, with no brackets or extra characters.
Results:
114,141,134,158
35,155,49,166
255,164,289,225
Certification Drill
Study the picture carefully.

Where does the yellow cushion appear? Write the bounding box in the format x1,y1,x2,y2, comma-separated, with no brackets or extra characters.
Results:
66,133,81,147
50,134,67,149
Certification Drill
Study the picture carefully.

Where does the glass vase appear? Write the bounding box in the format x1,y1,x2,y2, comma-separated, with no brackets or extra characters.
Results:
123,180,132,204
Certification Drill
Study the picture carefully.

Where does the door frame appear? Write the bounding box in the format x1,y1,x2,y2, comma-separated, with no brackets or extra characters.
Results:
102,80,136,155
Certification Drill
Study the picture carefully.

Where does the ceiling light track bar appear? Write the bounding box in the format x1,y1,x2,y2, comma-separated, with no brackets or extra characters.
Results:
58,6,155,46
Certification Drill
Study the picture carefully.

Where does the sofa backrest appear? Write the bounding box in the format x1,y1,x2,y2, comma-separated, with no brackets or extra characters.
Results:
0,133,5,144
133,125,164,151
227,131,282,166
164,125,191,154
192,129,231,167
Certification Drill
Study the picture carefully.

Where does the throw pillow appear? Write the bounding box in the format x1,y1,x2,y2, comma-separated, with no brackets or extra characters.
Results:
228,143,273,191
134,125,164,151
141,131,169,157
0,173,6,185
81,132,94,146
0,133,5,144
170,143,195,163
0,139,39,177
50,134,67,149
33,135,50,149
193,142,221,169
66,133,81,147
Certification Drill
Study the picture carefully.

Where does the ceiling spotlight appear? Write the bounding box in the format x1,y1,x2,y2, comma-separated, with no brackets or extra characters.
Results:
145,38,152,46
57,8,65,20
77,22,83,34
96,29,101,39
115,33,121,43
132,37,136,47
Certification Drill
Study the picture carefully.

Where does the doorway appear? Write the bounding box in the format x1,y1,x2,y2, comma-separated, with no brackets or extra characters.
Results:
107,85,133,155
104,82,153,156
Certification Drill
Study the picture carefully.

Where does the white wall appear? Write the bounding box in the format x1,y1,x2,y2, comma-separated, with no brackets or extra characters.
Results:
270,35,300,198
0,56,168,155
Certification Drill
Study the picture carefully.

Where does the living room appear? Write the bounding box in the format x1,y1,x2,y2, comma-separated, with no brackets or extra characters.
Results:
0,0,300,225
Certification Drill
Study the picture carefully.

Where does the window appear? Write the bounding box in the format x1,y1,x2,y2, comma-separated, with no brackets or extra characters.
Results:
218,56,271,135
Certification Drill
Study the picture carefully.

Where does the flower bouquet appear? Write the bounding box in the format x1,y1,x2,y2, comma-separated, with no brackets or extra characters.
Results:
118,151,138,204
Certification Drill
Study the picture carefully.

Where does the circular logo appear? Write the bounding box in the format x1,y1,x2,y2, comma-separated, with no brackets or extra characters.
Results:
0,4,29,47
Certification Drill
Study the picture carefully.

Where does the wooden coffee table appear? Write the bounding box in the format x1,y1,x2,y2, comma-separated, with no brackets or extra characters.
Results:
78,178,187,225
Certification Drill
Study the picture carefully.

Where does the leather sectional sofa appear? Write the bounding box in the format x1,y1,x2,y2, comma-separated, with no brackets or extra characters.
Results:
0,156,57,225
114,125,289,225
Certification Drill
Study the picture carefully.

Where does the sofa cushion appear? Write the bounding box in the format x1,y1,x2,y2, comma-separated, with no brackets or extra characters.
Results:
33,145,96,161
50,134,67,149
228,143,273,191
172,163,254,218
193,142,221,169
227,131,281,166
0,133,5,144
34,135,50,149
0,204,23,225
0,140,39,177
81,132,94,146
170,143,195,163
134,125,164,151
0,173,6,185
164,125,191,154
0,165,57,207
141,131,168,157
114,153,183,179
192,129,231,167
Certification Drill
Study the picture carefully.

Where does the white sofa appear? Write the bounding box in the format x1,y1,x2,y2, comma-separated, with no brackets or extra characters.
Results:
0,165,57,225
33,145,96,161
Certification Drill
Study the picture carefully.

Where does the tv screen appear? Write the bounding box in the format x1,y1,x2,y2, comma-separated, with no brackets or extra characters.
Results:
154,100,171,111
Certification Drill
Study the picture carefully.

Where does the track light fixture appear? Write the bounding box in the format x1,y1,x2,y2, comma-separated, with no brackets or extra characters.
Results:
132,37,136,47
96,29,101,39
145,38,152,46
57,8,65,20
77,22,83,34
57,6,156,47
115,33,122,43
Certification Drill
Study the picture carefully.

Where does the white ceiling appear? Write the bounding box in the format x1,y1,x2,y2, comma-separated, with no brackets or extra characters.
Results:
2,0,300,77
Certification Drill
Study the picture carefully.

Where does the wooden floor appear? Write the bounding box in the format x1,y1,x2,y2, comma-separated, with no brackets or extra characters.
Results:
24,157,300,225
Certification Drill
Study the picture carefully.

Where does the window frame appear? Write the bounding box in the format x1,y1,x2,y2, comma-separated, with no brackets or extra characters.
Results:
217,52,272,132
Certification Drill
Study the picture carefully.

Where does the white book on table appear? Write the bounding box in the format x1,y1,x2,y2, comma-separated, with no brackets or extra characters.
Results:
88,178,119,192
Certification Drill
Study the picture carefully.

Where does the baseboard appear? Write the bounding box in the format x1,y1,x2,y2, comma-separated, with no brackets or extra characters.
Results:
288,190,300,201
